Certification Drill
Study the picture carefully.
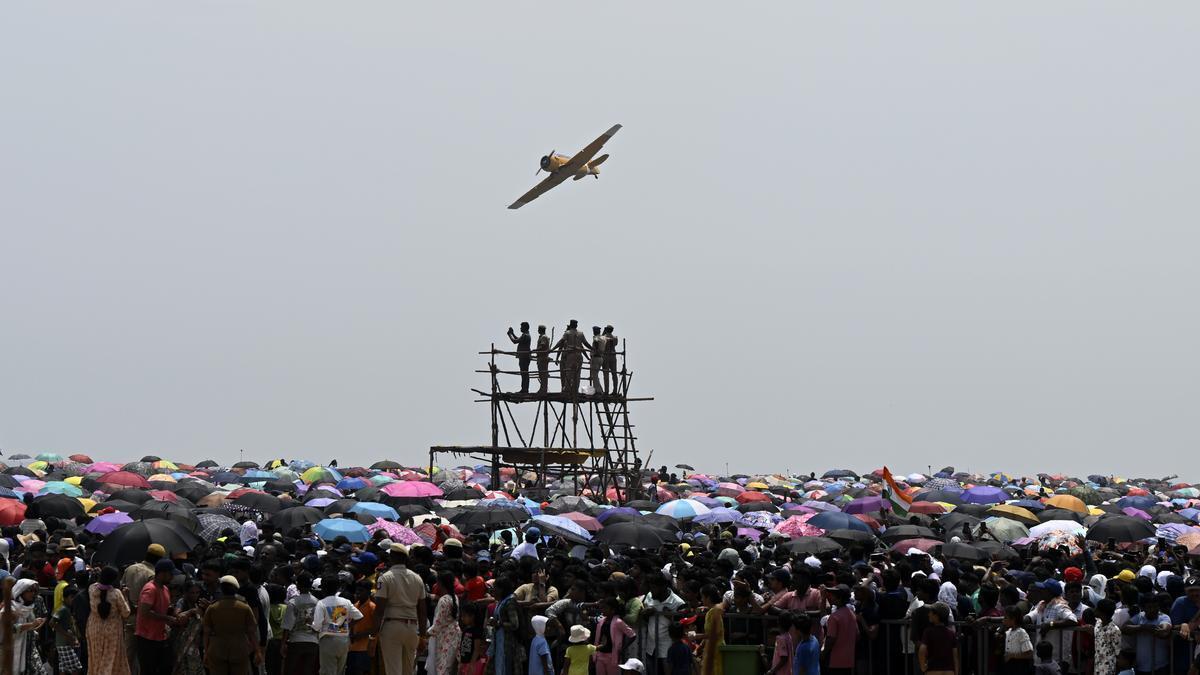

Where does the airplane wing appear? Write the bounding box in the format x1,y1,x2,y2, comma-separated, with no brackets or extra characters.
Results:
508,124,622,209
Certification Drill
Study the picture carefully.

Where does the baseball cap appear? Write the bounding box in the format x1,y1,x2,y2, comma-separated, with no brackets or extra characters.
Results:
443,538,462,548
1036,579,1063,596
147,543,167,557
1112,569,1136,583
389,543,409,555
155,559,176,574
351,552,378,566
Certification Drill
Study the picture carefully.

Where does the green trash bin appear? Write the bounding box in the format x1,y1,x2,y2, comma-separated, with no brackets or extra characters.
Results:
719,644,763,675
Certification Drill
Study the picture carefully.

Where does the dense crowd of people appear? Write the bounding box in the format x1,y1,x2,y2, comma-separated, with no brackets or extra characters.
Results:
1,457,1200,675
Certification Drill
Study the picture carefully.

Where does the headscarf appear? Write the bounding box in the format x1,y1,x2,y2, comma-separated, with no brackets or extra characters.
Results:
11,578,38,620
1086,574,1107,603
240,520,259,546
938,581,959,607
531,615,548,636
1138,564,1157,581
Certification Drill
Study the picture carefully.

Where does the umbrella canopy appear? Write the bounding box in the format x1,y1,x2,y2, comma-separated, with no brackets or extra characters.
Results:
981,516,1030,542
132,501,199,532
531,514,593,545
941,542,988,562
34,493,86,518
783,537,842,556
349,502,400,521
93,519,202,567
693,507,744,526
97,471,151,489
271,506,325,531
233,492,283,514
773,514,825,538
556,511,603,532
0,498,27,526
313,518,370,543
843,496,887,514
382,482,444,498
595,521,669,549
1028,520,1087,538
961,486,1008,504
880,524,938,543
891,538,943,554
823,528,875,548
654,499,711,520
1044,494,1088,514
196,513,242,542
1087,515,1155,543
543,496,597,515
987,504,1040,526
85,511,135,535
808,511,872,534
366,518,424,544
450,508,529,532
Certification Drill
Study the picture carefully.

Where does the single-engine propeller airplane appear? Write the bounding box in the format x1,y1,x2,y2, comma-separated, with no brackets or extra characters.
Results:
508,124,621,209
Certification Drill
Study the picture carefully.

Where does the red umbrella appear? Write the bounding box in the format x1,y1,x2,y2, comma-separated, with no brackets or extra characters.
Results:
69,454,93,463
98,471,150,489
736,491,771,504
908,502,947,515
558,511,603,532
148,490,178,503
0,499,27,526
381,482,443,498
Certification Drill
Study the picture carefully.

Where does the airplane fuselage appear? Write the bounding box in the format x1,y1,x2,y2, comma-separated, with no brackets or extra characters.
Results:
541,152,607,180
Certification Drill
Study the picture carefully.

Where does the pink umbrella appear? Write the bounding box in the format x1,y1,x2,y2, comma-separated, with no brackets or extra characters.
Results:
715,482,745,497
890,538,942,554
149,490,178,502
366,518,424,545
773,514,825,539
558,511,603,532
86,462,123,474
382,481,443,498
18,479,46,492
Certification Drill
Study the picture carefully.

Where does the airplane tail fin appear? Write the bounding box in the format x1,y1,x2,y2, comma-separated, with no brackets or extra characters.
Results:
574,154,609,180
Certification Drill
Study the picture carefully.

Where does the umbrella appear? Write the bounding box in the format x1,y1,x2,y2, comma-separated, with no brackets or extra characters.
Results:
301,467,343,485
85,511,135,534
674,464,695,471
132,501,199,531
382,482,444,498
451,508,528,531
556,511,603,532
313,518,371,543
531,515,592,544
93,519,202,567
961,486,1008,505
232,492,282,514
350,502,400,521
39,481,83,497
655,499,711,520
693,507,744,526
822,469,858,479
1028,520,1087,538
232,461,259,469
543,496,597,515
976,540,1021,561
914,490,964,505
980,517,1030,542
880,524,938,543
366,518,424,544
97,471,151,489
987,504,1040,526
1045,494,1088,514
891,537,943,554
68,454,93,463
1087,515,1155,543
0,499,27,526
196,513,241,542
1038,508,1083,523
773,514,824,538
783,537,842,556
595,522,669,549
1116,495,1158,510
808,511,872,534
33,493,86,518
823,528,875,548
370,460,403,470
271,506,325,531
941,541,988,562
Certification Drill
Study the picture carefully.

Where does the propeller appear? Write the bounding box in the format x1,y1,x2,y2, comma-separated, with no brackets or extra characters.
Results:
535,150,556,175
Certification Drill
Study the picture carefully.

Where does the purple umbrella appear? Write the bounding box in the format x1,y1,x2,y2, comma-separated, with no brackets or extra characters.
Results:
596,507,640,523
843,496,887,514
1121,507,1152,521
693,507,744,525
85,512,134,535
736,527,763,541
691,496,722,508
961,486,1008,504
802,500,841,513
305,497,335,508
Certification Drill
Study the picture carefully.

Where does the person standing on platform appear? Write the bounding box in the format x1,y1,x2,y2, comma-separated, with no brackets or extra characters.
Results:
507,323,533,394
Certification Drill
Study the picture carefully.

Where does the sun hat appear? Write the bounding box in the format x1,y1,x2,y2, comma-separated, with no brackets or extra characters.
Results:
619,658,646,674
147,543,166,557
569,625,592,643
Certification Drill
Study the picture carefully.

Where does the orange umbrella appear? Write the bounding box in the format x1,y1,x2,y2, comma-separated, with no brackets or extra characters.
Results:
1045,494,1088,514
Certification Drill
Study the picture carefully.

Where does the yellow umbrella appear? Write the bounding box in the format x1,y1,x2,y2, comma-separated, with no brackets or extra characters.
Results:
152,460,178,471
1045,494,1088,514
746,481,770,490
1087,506,1105,516
64,476,83,486
148,473,177,483
77,498,97,513
28,461,49,472
934,501,958,512
987,504,1039,526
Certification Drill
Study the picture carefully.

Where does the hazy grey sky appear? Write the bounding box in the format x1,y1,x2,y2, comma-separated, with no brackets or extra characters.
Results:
2,4,1198,479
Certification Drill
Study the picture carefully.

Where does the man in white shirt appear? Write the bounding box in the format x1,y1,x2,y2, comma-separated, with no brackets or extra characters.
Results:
311,575,363,675
1025,579,1077,664
639,574,686,675
510,528,540,560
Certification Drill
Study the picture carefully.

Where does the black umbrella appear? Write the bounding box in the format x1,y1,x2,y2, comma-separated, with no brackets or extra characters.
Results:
305,489,343,503
370,460,403,470
132,501,199,532
641,513,683,533
975,540,1020,561
173,485,214,503
5,467,37,477
233,461,259,469
880,524,937,543
913,490,965,505
737,502,780,514
196,460,219,468
392,504,432,522
625,500,658,511
674,464,695,471
352,487,383,502
1038,508,1083,523
937,513,982,533
783,537,842,556
264,479,297,493
543,496,596,515
322,499,360,516
950,503,992,517
1086,515,1155,543
89,499,142,513
271,506,324,531
140,455,162,462
233,492,283,514
451,508,529,532
941,542,988,562
0,475,21,488
93,520,202,567
445,487,485,501
823,528,876,548
34,493,86,518
105,489,153,504
596,522,668,549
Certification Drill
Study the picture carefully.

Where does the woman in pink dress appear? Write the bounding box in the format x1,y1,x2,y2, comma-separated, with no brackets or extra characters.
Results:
592,597,635,675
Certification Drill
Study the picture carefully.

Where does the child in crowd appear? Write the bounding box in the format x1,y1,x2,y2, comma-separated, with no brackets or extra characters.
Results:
792,613,821,675
666,622,693,675
1034,641,1060,675
50,584,82,675
459,603,488,675
529,615,554,675
1001,605,1033,675
563,625,595,675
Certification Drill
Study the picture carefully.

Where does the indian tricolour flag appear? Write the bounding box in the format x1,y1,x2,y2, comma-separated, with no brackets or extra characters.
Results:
882,466,913,516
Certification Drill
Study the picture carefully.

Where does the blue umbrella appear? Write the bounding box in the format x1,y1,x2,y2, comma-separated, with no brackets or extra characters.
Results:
337,477,369,491
808,511,872,533
313,518,370,543
39,481,84,497
1116,496,1158,511
349,502,399,520
1179,508,1200,522
531,514,592,543
1008,499,1046,512
693,507,744,525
